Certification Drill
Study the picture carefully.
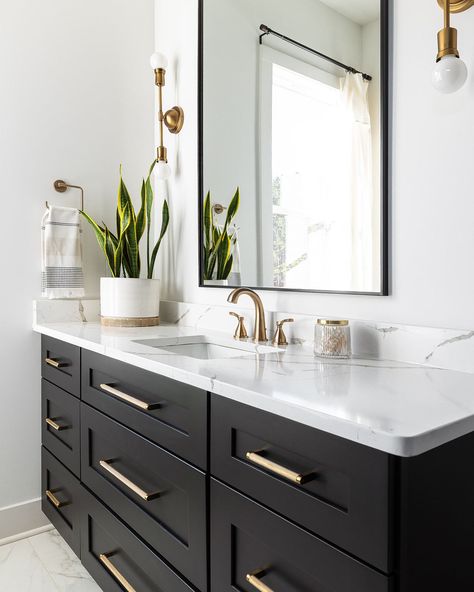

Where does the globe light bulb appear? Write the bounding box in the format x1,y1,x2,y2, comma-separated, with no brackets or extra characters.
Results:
150,52,168,70
155,160,171,180
432,55,468,93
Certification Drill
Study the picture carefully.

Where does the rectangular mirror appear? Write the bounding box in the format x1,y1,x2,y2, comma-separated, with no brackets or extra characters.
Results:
199,0,389,295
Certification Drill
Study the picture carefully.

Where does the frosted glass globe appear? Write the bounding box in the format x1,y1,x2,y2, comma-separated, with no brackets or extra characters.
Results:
150,52,168,70
155,160,171,180
432,55,468,93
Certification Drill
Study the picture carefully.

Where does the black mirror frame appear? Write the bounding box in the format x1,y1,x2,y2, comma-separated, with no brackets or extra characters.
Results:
198,0,391,296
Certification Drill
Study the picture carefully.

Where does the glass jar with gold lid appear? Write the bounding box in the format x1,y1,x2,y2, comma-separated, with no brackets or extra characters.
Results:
314,319,351,359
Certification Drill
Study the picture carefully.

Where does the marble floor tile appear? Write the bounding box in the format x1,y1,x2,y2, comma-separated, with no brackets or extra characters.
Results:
0,530,102,591
0,538,59,591
28,530,101,592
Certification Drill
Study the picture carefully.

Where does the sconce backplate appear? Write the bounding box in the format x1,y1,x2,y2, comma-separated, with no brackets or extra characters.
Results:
437,0,474,13
164,107,185,134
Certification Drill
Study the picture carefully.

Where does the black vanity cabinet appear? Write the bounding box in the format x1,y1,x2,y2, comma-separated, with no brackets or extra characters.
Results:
40,335,474,592
41,335,208,592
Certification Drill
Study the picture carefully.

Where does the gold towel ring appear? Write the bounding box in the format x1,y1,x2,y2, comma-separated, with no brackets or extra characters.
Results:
46,180,84,211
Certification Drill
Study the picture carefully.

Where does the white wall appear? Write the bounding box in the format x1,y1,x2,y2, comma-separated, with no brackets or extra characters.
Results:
157,0,474,331
0,0,154,521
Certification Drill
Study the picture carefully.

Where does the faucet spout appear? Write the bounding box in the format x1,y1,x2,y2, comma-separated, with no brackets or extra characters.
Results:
227,288,267,343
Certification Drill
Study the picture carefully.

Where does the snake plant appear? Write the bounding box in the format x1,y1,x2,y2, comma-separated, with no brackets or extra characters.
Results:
203,188,240,280
81,162,169,279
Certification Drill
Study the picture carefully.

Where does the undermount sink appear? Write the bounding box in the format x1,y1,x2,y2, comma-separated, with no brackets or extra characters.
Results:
133,335,283,360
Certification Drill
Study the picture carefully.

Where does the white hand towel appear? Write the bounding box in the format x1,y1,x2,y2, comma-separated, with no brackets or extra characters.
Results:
41,205,85,299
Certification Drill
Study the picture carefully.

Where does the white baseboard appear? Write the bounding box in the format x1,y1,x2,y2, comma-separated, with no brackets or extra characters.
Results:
0,498,51,546
0,524,53,547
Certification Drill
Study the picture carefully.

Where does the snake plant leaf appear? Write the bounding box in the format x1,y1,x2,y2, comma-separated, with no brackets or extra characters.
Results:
125,209,140,278
203,192,212,249
103,227,117,277
118,172,141,277
80,211,106,251
207,225,226,280
216,232,231,279
112,206,132,277
103,225,125,278
122,250,133,278
148,200,170,279
136,179,147,242
145,173,154,276
207,248,219,281
222,253,233,280
117,172,140,278
117,165,133,218
225,187,240,227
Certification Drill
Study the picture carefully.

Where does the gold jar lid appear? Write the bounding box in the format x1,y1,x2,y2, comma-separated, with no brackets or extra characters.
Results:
317,319,349,326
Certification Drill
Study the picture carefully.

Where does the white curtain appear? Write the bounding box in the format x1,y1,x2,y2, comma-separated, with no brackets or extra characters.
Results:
340,72,374,291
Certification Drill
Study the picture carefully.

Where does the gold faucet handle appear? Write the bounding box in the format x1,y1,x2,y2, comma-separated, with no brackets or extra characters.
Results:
229,311,248,340
272,318,294,346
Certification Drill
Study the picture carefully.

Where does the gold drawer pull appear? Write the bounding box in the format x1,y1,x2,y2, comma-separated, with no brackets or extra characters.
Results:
45,489,63,508
100,553,136,592
45,358,65,368
245,451,313,485
99,383,161,411
246,572,274,592
45,417,68,431
99,459,161,501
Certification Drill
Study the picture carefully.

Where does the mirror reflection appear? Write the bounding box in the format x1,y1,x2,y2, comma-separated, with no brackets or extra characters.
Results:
201,0,386,294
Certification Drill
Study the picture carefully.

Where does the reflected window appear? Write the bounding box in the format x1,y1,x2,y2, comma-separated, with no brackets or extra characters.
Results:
260,48,376,291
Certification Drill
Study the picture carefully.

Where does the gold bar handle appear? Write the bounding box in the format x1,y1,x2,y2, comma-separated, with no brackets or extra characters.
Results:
246,572,275,592
45,358,65,368
245,451,313,485
45,417,68,431
99,383,161,411
99,460,160,501
100,553,136,592
46,489,63,508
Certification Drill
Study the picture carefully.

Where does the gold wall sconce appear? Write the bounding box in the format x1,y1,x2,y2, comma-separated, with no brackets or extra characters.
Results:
433,0,473,93
150,52,184,179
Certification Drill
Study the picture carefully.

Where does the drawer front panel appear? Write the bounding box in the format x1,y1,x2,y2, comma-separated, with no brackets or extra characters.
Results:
41,447,81,556
42,380,80,477
82,350,207,468
211,480,392,592
211,395,392,572
81,404,207,590
41,336,80,397
81,487,195,592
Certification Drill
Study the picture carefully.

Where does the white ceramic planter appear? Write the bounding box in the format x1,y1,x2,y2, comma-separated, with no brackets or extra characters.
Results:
100,278,160,327
204,279,229,286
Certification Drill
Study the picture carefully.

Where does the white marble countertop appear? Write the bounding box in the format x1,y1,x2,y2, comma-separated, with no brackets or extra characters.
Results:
33,320,474,457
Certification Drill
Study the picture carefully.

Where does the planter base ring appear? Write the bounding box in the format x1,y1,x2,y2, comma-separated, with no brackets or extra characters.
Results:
100,316,160,328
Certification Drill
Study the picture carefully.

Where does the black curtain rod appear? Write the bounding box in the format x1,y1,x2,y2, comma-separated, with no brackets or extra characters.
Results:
259,24,372,82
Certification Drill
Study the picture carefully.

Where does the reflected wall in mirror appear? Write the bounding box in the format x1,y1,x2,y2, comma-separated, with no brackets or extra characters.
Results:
199,0,389,294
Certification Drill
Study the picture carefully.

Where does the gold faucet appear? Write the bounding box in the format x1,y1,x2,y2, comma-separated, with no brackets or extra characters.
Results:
227,288,267,343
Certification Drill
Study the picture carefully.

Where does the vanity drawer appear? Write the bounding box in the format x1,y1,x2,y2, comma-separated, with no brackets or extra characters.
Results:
82,350,207,468
211,480,392,592
41,447,81,557
81,404,207,590
80,487,196,592
42,379,80,477
211,395,393,572
41,335,80,397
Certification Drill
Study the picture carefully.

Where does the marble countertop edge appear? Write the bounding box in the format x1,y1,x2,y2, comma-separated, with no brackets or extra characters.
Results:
33,321,474,458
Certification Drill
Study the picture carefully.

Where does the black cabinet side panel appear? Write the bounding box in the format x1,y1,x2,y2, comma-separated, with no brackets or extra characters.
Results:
398,430,474,591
